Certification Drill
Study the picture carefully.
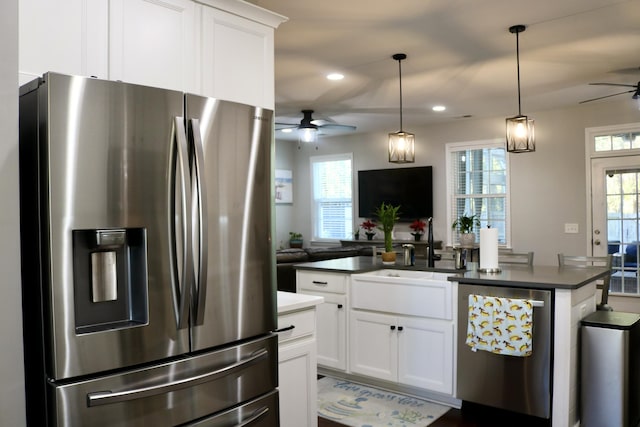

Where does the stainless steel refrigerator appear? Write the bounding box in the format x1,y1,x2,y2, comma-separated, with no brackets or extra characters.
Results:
19,72,278,426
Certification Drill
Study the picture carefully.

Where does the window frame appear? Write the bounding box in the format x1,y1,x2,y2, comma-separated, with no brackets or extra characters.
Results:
309,153,354,243
445,138,511,248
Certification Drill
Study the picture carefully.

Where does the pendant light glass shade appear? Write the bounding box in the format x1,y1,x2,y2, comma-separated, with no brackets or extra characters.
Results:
506,115,535,152
506,25,535,153
389,53,415,163
388,131,415,163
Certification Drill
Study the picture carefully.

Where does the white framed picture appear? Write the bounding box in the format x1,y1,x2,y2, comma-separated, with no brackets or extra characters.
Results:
275,169,293,204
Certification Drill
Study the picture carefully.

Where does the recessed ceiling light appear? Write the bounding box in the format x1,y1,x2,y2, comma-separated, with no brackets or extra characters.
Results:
281,128,293,133
327,73,344,81
432,105,446,112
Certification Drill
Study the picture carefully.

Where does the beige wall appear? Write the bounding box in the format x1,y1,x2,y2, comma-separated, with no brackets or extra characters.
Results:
275,97,640,265
0,0,26,425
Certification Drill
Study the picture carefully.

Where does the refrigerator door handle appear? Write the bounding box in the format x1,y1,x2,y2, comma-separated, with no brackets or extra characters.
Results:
234,406,270,426
188,118,209,326
87,349,268,407
169,117,194,329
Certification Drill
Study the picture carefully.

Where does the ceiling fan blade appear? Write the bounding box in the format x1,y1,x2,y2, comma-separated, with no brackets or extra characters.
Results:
275,122,298,130
579,89,635,104
318,123,357,131
589,82,637,88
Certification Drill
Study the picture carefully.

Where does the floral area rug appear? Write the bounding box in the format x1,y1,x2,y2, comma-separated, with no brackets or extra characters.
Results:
317,377,450,427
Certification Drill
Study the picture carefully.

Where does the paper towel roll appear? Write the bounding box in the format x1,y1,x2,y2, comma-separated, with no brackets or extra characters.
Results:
480,228,499,270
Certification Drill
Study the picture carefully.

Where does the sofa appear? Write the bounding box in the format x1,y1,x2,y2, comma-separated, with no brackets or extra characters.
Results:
276,246,373,292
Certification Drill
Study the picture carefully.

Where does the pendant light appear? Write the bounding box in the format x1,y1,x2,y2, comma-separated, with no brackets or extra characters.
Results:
389,53,415,163
505,25,535,153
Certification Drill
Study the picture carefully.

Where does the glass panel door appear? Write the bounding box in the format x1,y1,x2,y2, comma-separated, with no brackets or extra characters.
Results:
592,156,640,295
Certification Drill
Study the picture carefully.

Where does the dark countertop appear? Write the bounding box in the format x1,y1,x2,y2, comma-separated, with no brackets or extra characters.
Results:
294,256,609,290
294,256,380,273
453,264,610,290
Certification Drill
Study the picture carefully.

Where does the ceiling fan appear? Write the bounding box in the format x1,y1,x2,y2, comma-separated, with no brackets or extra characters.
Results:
579,81,640,104
275,110,356,142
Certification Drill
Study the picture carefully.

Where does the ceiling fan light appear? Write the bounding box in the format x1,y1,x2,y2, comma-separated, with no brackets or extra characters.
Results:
506,115,535,152
388,131,415,163
299,126,318,143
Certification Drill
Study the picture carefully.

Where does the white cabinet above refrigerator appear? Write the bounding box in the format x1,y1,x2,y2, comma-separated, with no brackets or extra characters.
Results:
18,0,287,108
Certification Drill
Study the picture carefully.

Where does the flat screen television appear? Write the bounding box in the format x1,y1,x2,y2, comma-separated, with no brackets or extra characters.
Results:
358,166,433,221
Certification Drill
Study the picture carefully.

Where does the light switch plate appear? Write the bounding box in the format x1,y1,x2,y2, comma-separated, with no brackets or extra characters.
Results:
564,223,579,233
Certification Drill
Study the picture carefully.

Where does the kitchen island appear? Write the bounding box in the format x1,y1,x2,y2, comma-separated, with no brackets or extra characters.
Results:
294,256,609,427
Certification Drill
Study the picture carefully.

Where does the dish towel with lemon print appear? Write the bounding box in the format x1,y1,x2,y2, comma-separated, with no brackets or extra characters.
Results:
465,294,533,357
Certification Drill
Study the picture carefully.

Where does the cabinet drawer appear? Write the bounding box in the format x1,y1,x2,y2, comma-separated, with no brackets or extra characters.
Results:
277,309,315,343
297,271,346,294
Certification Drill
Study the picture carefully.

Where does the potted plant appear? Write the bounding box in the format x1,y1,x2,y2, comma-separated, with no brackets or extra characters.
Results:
289,232,303,248
360,219,377,240
374,202,401,263
409,219,426,241
452,213,480,246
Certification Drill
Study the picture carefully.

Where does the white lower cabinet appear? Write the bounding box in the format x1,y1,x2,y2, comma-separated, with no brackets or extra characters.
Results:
278,340,316,427
277,294,322,427
350,311,396,381
350,311,454,394
397,316,453,394
297,270,349,372
315,293,347,370
349,271,456,396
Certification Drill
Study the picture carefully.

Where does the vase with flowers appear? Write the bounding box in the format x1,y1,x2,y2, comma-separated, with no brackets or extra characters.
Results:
360,219,377,240
409,219,426,241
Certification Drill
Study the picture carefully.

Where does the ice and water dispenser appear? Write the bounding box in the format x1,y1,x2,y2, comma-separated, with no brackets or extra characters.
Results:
72,228,149,334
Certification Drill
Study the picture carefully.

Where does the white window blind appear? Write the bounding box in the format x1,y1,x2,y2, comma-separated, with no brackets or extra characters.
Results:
446,140,509,246
310,154,353,241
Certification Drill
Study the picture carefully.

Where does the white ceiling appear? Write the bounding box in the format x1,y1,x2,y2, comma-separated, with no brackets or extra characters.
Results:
249,0,640,140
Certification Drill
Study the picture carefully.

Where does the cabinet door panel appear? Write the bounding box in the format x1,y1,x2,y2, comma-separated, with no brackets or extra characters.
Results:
19,0,108,84
109,0,197,92
279,340,318,427
350,311,396,382
314,293,347,370
201,6,274,108
398,318,453,394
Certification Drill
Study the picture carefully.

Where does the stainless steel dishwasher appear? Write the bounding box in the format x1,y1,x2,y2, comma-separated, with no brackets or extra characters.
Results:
456,283,553,419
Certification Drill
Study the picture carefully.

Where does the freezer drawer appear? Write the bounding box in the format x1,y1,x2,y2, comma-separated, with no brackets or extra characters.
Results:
50,335,278,427
183,390,279,426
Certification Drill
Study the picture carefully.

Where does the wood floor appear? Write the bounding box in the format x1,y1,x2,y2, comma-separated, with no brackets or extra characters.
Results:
318,401,551,427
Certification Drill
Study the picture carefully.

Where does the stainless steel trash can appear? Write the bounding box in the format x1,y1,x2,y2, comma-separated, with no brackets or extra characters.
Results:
581,311,640,427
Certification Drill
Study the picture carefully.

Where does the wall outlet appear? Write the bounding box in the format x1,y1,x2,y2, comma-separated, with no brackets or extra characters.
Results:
564,223,579,234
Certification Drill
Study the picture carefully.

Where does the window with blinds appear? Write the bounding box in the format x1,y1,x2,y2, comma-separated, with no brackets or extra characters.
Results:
446,140,509,246
310,154,353,241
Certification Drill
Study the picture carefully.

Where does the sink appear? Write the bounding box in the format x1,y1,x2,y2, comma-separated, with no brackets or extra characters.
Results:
357,269,453,282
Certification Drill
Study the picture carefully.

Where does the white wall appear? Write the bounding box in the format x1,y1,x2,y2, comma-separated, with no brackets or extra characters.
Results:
276,97,640,268
274,139,297,248
0,0,26,425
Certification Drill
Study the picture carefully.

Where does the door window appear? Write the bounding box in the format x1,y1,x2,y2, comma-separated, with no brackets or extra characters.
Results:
589,124,640,296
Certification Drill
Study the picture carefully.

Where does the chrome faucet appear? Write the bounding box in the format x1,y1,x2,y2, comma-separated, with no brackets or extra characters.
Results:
427,217,435,268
